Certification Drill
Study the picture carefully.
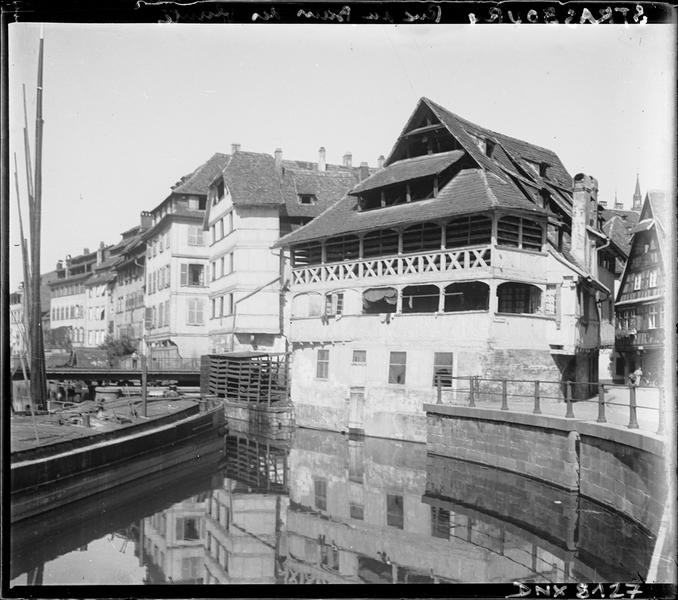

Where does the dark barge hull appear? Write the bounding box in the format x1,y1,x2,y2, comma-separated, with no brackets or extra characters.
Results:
11,404,225,522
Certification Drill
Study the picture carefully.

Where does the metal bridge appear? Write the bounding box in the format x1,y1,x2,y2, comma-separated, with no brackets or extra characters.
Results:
11,365,201,387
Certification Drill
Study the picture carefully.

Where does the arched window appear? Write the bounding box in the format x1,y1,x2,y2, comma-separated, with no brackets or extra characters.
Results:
497,282,542,314
443,282,489,312
292,242,322,267
325,235,360,262
402,223,441,254
292,293,323,318
362,229,399,258
363,287,397,314
445,215,492,248
402,285,440,313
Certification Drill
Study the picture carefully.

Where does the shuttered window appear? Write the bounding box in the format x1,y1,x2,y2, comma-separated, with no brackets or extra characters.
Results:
187,298,204,325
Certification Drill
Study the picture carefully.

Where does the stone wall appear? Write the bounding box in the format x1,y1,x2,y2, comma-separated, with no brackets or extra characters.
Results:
426,406,579,490
425,404,669,536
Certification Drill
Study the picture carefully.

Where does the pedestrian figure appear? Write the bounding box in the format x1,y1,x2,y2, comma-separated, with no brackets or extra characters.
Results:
629,366,643,387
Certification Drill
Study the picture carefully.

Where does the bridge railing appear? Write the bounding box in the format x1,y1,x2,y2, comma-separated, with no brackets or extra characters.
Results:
144,357,202,371
434,374,665,435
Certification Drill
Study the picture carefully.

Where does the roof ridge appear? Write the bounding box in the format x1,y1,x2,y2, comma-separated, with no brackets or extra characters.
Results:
424,97,560,158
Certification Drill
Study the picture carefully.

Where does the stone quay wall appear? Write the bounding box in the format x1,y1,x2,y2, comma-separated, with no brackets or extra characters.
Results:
424,404,668,535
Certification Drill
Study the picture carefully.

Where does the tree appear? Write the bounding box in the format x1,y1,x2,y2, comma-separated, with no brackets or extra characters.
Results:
99,335,137,366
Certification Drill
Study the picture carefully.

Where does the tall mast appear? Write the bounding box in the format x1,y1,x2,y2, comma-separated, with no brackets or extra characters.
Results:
14,153,32,358
29,31,47,409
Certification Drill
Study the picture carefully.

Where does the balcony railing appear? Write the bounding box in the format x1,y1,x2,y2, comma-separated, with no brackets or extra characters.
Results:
292,246,491,286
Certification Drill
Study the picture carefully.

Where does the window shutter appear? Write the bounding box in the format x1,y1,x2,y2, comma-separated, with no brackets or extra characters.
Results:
166,265,171,288
180,264,188,286
199,266,204,286
145,307,153,330
196,299,204,324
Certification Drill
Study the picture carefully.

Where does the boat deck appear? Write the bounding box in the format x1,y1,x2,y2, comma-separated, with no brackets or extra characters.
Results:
11,398,197,454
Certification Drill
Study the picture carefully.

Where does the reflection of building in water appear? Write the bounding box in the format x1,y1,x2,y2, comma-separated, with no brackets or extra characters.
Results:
140,493,208,584
203,432,291,584
283,428,634,583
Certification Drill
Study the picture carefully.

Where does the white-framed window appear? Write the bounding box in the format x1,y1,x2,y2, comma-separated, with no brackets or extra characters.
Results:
648,269,658,288
218,219,224,240
388,351,407,384
187,298,204,325
633,273,642,291
211,298,217,319
188,226,204,246
316,349,329,379
180,264,205,287
325,292,344,317
220,256,225,278
432,352,454,388
352,350,367,365
210,224,216,244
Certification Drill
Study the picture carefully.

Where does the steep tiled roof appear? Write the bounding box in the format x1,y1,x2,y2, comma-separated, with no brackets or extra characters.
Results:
646,190,667,231
223,152,283,206
281,165,361,219
275,168,547,245
422,98,573,192
171,152,230,196
276,99,568,247
600,208,639,257
350,150,464,195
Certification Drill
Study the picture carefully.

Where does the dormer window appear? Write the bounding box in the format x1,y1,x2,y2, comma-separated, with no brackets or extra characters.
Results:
212,179,225,206
539,162,549,178
298,194,317,205
485,139,495,157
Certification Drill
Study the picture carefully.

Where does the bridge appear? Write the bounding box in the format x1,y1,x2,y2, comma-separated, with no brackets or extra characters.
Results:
11,366,201,387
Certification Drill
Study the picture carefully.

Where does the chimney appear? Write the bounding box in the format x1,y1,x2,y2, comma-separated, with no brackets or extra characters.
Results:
571,173,598,271
83,248,90,255
359,161,370,181
274,148,283,170
56,260,63,270
343,152,352,168
318,147,326,172
231,143,241,154
140,210,152,230
96,241,105,265
377,155,385,169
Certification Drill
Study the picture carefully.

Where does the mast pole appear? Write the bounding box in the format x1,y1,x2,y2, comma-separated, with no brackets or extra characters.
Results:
29,32,47,409
14,153,33,358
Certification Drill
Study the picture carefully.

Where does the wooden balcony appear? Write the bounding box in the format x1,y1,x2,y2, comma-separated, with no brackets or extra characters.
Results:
292,246,492,286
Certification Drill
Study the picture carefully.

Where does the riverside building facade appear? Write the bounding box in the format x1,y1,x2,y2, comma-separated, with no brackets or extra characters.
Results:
143,153,230,362
276,97,621,442
615,190,667,382
203,145,370,354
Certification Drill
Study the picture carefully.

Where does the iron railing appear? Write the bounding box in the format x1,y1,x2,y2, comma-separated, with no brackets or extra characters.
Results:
434,374,665,435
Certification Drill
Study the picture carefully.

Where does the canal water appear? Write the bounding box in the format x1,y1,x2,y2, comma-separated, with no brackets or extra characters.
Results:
11,426,654,585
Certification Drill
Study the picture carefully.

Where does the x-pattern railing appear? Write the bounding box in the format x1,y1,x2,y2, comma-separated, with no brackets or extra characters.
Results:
292,246,492,285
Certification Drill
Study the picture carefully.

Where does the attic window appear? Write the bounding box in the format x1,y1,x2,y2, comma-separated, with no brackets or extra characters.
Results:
485,139,495,157
298,194,317,205
539,163,549,178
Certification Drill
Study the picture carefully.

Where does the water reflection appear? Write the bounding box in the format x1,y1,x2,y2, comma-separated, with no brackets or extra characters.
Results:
11,428,654,585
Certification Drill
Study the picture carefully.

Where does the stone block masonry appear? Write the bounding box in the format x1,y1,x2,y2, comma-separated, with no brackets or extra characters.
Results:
425,404,668,536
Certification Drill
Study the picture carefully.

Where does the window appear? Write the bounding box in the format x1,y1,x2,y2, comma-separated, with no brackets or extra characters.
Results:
158,302,164,327
187,298,204,325
388,351,407,384
218,218,224,240
314,478,327,511
497,282,541,314
352,350,367,365
176,516,200,541
188,226,204,246
386,494,404,529
443,281,489,312
325,292,344,316
402,285,439,313
226,212,233,234
211,298,216,319
215,179,225,204
325,235,360,262
292,242,322,267
648,269,658,288
181,263,205,287
433,352,454,387
164,300,170,326
363,287,397,314
401,223,441,254
648,305,658,329
497,216,543,251
445,215,492,248
298,194,317,205
210,224,216,244
633,273,641,291
362,228,399,258
349,503,365,520
316,349,329,379
431,506,450,540
219,256,225,278
223,293,233,316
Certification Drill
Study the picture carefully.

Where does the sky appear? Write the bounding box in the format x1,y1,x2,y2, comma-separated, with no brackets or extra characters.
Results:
8,23,675,290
